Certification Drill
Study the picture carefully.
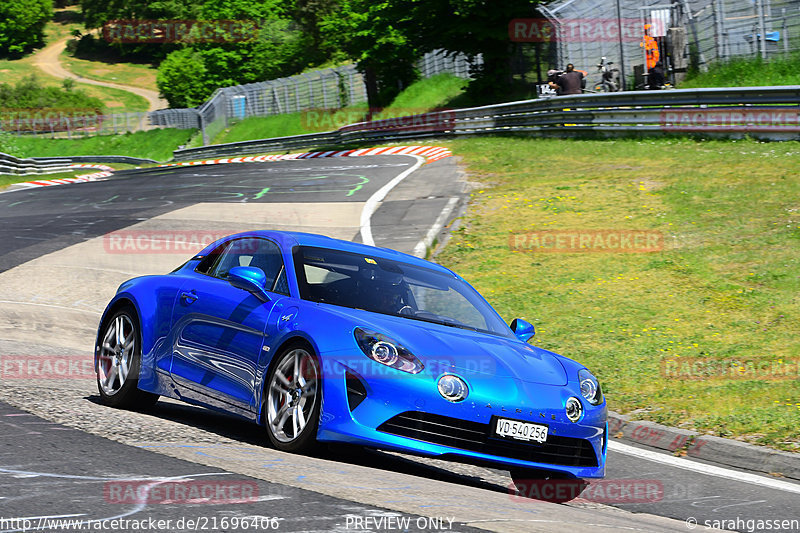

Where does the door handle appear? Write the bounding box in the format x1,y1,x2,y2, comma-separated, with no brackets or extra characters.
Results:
180,291,198,304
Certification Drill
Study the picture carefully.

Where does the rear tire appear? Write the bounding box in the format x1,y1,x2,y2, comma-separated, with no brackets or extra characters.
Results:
96,306,159,410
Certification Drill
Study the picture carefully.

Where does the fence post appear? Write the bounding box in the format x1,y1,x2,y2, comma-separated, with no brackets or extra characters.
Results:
198,109,208,146
321,71,329,109
782,11,789,55
756,0,767,59
713,0,722,61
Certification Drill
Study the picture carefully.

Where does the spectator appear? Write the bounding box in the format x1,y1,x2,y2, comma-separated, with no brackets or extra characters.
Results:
641,24,660,70
549,64,586,95
648,61,665,89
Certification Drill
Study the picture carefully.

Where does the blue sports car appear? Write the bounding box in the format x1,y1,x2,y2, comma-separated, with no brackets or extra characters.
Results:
95,231,606,486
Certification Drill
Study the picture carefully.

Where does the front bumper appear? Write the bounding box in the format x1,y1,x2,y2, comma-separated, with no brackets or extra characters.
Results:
317,360,607,479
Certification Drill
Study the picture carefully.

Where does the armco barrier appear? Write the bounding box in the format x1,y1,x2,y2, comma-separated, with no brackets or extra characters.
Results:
43,155,159,165
172,86,800,161
0,153,157,176
0,152,74,176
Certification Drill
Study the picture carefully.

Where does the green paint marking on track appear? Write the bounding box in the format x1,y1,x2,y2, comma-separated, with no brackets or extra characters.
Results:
346,176,370,197
250,175,369,199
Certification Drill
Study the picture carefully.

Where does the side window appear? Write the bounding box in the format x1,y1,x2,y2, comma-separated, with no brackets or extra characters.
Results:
208,238,288,294
195,241,231,275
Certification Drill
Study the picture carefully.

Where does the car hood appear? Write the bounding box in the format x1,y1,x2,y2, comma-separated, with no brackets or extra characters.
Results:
321,304,568,386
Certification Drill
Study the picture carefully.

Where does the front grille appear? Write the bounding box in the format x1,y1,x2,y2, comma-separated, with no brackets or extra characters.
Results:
377,411,598,467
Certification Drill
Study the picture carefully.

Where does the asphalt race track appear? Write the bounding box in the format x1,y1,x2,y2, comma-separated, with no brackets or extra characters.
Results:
0,155,798,533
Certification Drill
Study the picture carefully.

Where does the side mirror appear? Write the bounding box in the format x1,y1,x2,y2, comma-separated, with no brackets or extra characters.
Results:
510,318,535,342
227,266,270,302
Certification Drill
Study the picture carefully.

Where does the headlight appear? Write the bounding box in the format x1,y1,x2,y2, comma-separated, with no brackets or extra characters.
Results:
578,369,603,405
354,328,424,374
566,397,583,422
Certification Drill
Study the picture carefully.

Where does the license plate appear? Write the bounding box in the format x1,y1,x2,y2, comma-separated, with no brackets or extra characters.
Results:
494,417,548,443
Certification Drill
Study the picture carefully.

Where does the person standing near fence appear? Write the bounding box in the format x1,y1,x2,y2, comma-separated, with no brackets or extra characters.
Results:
549,64,587,95
641,24,660,70
648,61,665,89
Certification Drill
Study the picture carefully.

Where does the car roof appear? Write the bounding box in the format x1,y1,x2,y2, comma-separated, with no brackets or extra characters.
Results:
208,230,455,276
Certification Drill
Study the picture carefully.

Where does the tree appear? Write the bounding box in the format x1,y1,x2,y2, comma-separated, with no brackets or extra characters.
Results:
0,0,53,56
78,0,197,60
155,48,210,107
320,0,418,108
380,0,541,101
156,0,305,107
80,0,196,30
325,0,541,105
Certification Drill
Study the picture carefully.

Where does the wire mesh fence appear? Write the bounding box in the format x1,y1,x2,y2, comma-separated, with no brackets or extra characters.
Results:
539,0,800,89
151,50,478,145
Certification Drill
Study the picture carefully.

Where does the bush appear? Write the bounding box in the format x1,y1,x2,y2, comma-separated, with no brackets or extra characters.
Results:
156,48,212,108
0,74,104,110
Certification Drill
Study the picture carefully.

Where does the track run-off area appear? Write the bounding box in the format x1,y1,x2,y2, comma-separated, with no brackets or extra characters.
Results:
0,154,798,533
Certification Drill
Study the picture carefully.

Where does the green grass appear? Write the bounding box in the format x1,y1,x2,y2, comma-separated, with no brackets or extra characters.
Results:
212,105,369,144
0,7,149,112
680,53,800,88
381,73,469,114
61,46,159,92
6,129,195,161
210,76,470,145
0,59,149,112
437,136,800,451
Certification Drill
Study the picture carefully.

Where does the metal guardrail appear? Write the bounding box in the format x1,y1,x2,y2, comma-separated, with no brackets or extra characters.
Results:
32,155,159,165
172,86,800,161
0,152,75,175
0,153,158,176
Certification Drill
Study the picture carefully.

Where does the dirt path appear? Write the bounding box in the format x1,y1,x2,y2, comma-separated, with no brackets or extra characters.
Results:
32,37,168,112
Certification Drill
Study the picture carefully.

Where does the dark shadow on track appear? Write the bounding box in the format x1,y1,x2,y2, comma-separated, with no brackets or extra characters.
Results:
84,394,512,497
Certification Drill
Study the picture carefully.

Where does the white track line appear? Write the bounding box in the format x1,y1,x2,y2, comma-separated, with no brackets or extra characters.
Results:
412,197,460,257
359,155,425,246
609,440,800,494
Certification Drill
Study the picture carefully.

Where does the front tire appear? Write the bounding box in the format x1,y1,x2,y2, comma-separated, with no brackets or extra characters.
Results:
264,343,321,453
96,306,158,410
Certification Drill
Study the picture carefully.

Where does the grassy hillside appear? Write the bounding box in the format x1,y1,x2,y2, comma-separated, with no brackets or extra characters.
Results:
439,136,800,450
0,6,150,112
680,53,800,88
4,129,195,161
212,74,470,144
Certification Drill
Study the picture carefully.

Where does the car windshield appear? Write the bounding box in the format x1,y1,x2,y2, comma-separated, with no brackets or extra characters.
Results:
293,246,513,337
